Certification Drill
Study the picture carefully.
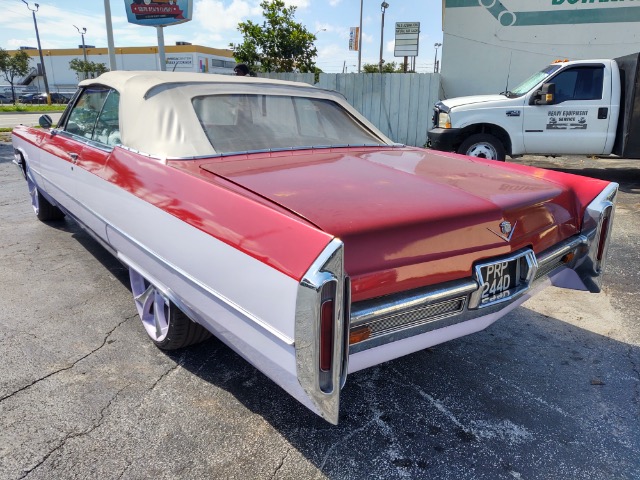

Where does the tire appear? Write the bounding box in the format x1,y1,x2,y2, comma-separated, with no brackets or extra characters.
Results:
130,269,211,350
457,133,506,161
25,163,65,221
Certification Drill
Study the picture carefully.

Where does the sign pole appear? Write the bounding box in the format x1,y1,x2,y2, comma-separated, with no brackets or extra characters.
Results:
357,0,363,73
104,0,117,71
157,26,166,71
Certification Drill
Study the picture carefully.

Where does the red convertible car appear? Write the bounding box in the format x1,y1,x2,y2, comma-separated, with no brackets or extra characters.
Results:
12,71,617,424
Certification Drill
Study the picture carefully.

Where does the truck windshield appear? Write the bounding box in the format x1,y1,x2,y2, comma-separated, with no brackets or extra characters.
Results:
507,65,563,97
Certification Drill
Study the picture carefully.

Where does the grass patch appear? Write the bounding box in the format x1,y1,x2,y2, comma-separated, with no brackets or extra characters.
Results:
0,127,12,132
0,104,65,113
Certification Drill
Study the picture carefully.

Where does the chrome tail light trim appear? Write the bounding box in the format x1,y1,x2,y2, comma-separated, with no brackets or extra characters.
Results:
294,238,347,425
575,182,618,292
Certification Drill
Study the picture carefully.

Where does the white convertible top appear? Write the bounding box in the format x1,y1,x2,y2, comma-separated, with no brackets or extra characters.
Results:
79,71,391,158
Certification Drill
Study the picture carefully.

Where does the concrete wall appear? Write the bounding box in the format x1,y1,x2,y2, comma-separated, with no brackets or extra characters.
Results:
441,0,640,98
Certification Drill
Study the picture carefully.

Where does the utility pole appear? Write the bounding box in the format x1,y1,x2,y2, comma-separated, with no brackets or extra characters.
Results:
103,0,117,71
357,0,363,73
379,2,389,73
433,42,442,73
74,25,88,62
22,1,51,105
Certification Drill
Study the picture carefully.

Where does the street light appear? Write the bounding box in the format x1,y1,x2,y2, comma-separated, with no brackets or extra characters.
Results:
433,42,442,73
22,1,51,105
357,0,364,73
314,28,326,36
379,1,389,73
74,25,88,62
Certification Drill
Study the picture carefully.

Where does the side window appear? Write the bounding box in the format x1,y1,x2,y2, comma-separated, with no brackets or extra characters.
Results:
94,90,121,146
64,87,110,141
551,66,604,103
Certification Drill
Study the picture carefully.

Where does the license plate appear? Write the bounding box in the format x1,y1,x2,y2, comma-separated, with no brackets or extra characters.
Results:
480,260,518,305
471,249,538,308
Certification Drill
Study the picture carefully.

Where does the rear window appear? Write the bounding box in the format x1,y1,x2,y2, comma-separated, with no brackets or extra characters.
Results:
192,94,383,154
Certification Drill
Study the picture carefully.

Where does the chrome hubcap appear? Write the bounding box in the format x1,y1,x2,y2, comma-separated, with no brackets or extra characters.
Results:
130,270,170,342
466,142,498,159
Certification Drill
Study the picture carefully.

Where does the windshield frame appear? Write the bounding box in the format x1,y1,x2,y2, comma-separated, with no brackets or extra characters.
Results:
506,64,563,98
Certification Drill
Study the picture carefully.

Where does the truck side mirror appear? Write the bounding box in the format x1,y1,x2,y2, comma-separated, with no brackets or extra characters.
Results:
534,83,555,105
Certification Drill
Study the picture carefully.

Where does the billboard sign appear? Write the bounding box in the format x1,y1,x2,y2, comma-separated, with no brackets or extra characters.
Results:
394,22,420,57
124,0,193,27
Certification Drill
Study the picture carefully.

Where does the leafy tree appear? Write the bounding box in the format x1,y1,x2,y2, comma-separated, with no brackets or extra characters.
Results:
0,49,31,103
362,61,407,73
232,0,317,73
69,59,109,81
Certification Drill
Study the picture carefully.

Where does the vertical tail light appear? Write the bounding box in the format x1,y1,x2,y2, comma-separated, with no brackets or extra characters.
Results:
320,299,334,372
596,215,610,263
318,281,337,392
595,204,614,272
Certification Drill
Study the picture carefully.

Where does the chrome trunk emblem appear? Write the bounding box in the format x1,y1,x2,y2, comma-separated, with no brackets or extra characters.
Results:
488,220,517,242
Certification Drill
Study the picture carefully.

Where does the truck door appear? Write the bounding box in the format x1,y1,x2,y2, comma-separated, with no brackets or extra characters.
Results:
523,65,610,155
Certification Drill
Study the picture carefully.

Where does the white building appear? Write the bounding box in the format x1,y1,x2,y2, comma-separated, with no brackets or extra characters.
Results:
441,0,640,98
8,44,236,93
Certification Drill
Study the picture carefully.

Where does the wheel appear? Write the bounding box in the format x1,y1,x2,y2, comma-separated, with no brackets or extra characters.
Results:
129,269,211,350
457,133,506,161
25,163,65,221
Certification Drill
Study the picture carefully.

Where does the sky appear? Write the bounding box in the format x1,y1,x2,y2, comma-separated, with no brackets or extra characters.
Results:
0,0,443,73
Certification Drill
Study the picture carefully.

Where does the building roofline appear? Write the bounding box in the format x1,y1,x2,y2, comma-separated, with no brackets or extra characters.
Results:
8,45,234,58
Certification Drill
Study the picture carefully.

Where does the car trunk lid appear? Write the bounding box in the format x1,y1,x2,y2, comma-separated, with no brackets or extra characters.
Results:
199,147,581,301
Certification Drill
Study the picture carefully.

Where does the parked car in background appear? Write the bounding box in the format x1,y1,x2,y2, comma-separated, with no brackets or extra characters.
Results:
20,92,69,104
12,71,618,424
18,93,38,103
0,93,12,104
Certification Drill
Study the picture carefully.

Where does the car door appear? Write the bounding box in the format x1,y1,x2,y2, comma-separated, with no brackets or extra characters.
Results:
523,64,610,155
74,89,121,240
40,86,118,242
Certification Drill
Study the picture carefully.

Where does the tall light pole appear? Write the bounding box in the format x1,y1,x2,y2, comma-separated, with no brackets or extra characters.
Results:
74,25,88,62
379,2,389,73
103,0,117,71
357,0,363,73
433,42,442,73
22,1,50,105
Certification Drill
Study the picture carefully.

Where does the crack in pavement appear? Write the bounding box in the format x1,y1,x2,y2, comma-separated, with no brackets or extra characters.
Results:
0,315,134,403
17,383,132,479
141,352,186,399
271,447,291,479
115,459,133,480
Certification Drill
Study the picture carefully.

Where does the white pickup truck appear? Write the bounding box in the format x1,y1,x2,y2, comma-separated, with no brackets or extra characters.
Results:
428,53,640,160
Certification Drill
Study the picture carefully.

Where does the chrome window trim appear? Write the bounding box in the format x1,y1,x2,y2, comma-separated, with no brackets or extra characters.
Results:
116,143,406,162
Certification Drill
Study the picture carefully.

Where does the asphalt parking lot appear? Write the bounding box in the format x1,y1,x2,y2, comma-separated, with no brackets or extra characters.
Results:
0,141,638,480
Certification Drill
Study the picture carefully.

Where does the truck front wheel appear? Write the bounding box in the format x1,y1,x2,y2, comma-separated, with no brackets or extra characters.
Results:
457,134,506,161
